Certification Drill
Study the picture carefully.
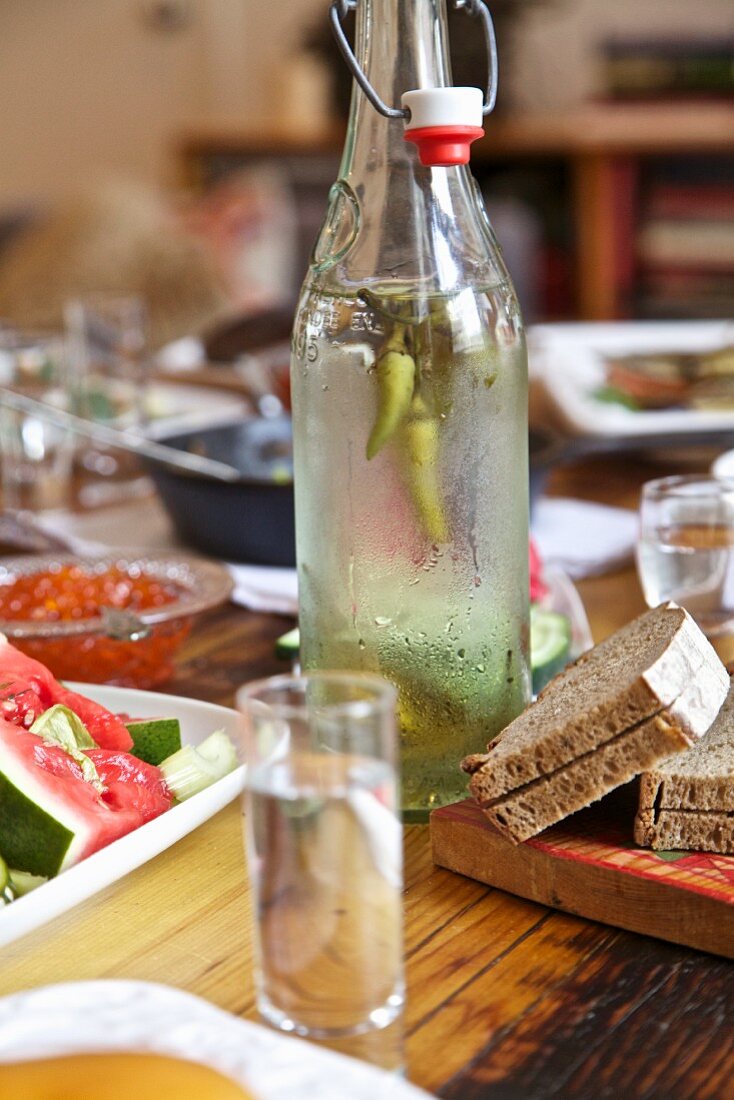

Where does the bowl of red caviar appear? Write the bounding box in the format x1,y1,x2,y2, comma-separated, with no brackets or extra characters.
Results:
0,552,233,688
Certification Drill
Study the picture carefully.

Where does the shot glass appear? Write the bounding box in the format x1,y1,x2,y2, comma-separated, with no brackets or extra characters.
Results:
65,295,149,502
0,331,74,512
237,672,404,1060
637,474,734,665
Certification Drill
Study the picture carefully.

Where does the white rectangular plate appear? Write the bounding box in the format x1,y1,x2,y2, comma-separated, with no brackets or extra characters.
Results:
0,981,431,1099
531,320,734,438
0,684,244,948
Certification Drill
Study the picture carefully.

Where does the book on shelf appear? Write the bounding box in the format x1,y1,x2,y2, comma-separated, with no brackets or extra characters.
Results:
637,220,734,270
601,36,734,100
638,268,734,320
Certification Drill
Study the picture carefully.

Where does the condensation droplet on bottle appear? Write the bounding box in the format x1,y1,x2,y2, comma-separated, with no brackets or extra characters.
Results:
374,616,391,627
457,648,465,659
358,638,366,650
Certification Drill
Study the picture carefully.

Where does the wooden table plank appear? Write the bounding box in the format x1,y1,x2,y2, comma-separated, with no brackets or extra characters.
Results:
437,928,734,1099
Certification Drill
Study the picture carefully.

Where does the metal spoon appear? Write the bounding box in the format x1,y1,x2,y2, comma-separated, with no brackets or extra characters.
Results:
0,387,243,483
100,606,151,642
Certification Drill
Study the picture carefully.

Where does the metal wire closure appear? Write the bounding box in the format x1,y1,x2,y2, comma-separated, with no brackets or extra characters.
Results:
453,0,498,115
328,0,499,120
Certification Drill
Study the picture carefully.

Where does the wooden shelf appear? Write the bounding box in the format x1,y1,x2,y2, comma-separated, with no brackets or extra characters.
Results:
176,103,734,321
178,103,734,160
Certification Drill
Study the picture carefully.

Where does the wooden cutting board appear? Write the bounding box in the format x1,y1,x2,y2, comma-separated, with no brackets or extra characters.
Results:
430,789,734,959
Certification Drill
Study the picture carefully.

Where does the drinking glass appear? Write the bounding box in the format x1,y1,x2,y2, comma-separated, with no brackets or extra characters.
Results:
0,330,74,512
237,672,404,1066
64,295,149,502
637,475,734,664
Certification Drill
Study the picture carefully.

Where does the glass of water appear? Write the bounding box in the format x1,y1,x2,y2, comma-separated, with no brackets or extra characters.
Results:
64,295,149,503
0,330,74,512
237,672,404,1062
637,475,734,662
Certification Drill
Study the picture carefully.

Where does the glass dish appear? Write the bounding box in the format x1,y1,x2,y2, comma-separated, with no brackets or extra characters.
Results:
0,551,233,688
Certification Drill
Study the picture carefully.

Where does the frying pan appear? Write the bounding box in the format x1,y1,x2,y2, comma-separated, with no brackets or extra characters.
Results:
146,416,296,566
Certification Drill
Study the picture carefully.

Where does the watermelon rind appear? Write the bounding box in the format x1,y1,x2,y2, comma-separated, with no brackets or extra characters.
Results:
126,718,182,767
0,772,75,878
0,732,96,877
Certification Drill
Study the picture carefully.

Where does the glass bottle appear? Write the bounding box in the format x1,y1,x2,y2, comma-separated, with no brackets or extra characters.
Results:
290,0,530,821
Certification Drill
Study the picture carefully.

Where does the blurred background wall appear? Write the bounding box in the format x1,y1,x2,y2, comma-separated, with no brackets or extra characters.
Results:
0,0,731,202
0,0,730,327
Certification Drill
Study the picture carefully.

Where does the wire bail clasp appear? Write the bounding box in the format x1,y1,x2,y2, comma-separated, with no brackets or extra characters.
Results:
329,0,499,120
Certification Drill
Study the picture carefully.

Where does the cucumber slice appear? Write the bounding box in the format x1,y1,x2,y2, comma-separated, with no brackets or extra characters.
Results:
126,718,182,767
531,606,572,695
8,868,47,896
159,730,238,802
275,627,300,661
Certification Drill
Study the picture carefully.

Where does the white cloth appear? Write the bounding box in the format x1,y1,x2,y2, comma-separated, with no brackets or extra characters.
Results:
227,563,298,615
532,497,639,580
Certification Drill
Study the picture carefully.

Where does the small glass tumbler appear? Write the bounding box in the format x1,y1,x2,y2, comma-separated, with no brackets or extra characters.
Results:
0,330,74,512
237,672,405,1054
65,295,149,502
637,475,734,665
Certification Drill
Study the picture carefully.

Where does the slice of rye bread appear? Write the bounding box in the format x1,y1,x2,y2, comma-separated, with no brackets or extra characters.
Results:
462,603,727,804
634,810,734,855
634,681,734,853
637,681,734,814
473,656,729,844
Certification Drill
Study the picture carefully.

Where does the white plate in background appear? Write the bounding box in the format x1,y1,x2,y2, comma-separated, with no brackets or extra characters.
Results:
143,381,246,436
0,684,243,948
530,321,734,438
0,981,431,1099
711,450,734,479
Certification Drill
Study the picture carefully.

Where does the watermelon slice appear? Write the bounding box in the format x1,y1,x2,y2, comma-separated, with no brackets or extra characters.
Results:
0,719,172,877
86,750,171,821
0,678,46,728
0,635,132,751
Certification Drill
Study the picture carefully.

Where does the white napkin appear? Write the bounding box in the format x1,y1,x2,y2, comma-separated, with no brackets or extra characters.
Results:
227,563,298,615
532,497,639,580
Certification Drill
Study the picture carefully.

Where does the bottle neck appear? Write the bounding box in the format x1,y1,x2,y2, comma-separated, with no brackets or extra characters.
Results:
313,0,510,297
340,0,452,184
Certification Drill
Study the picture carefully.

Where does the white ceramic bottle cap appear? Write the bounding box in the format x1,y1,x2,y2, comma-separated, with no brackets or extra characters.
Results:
401,88,484,167
401,87,483,130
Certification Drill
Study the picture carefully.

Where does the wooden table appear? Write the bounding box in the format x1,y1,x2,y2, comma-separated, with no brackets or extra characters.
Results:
1,453,732,1099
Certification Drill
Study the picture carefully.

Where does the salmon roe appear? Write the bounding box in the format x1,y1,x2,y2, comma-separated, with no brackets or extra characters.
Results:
0,564,180,623
0,565,191,688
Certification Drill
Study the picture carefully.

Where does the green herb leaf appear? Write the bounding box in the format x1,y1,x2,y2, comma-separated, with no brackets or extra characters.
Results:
593,385,642,411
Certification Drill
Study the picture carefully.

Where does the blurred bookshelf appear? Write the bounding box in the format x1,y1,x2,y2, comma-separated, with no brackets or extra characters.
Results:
176,101,734,323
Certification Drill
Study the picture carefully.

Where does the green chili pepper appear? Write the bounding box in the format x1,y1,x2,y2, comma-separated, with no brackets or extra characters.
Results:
400,394,449,543
366,326,416,460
